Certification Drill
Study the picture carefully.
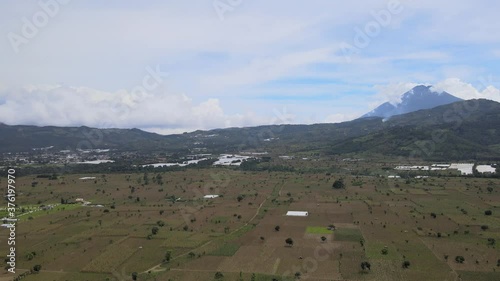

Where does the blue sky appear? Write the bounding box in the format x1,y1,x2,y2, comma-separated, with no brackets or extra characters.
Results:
1,0,500,134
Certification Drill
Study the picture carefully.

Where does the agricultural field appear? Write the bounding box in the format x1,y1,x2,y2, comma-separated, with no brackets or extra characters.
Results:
0,165,499,281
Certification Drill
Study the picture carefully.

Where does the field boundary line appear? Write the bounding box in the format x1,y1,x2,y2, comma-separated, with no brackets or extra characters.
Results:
142,193,272,274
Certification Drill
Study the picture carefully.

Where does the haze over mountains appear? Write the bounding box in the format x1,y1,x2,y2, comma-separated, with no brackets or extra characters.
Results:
1,98,500,161
362,85,464,119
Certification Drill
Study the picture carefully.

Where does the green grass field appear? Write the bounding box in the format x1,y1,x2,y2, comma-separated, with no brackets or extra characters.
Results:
209,242,241,256
306,226,333,234
334,228,363,242
2,169,499,281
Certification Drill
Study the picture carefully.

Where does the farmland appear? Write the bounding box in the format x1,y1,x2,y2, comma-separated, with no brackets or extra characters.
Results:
0,164,499,281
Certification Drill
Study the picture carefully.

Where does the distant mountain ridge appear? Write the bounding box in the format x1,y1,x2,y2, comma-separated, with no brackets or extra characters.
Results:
1,99,500,160
334,99,500,160
362,85,463,119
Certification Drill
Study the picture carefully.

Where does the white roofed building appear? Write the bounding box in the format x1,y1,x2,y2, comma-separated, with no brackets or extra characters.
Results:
286,211,308,217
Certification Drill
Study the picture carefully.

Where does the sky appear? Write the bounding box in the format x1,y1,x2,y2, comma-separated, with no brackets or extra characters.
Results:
1,0,500,134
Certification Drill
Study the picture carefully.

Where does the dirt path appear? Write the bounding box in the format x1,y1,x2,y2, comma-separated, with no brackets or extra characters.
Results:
142,194,271,274
278,182,285,196
418,237,460,281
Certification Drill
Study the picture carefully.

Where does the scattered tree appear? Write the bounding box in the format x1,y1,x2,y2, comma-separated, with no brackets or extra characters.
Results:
164,251,172,263
455,256,465,264
151,226,159,235
332,178,345,189
285,238,294,247
26,251,36,261
214,271,224,279
32,264,41,273
485,210,493,216
360,261,371,271
381,248,389,255
487,238,496,246
275,225,280,232
321,236,327,242
131,272,138,280
402,260,411,269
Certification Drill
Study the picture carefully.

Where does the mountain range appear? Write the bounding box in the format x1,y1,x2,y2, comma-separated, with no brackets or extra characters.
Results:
1,87,500,161
362,85,463,119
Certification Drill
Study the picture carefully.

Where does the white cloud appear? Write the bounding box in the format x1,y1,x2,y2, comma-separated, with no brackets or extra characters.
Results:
1,0,500,131
370,78,500,110
0,85,266,134
324,113,361,123
200,47,334,90
396,51,450,61
432,78,500,102
372,82,421,106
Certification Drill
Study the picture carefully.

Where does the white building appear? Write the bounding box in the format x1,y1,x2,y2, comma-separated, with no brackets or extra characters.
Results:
286,211,309,217
203,195,220,199
477,165,496,173
449,163,474,175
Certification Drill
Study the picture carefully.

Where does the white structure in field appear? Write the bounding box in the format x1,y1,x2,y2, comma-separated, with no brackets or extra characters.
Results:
286,211,309,217
142,158,208,168
77,160,115,164
395,166,430,171
213,154,251,166
477,165,496,173
203,195,219,199
449,163,474,175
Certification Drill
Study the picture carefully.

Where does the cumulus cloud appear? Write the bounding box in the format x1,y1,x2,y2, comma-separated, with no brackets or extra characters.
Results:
432,78,500,102
2,1,500,132
0,84,266,134
369,78,500,111
372,82,421,106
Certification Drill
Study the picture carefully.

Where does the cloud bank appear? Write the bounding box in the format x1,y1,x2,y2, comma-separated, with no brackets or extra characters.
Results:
0,84,268,134
1,78,498,134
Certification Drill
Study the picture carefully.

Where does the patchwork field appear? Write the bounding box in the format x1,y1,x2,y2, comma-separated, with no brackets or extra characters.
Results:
0,168,499,280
